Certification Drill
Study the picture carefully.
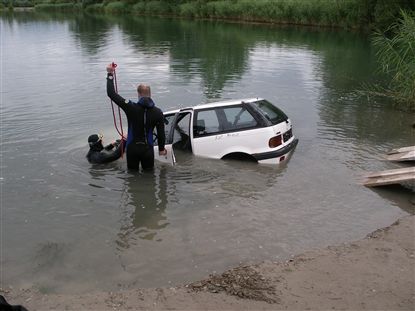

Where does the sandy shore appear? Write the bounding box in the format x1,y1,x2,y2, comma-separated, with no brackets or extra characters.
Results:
2,215,414,310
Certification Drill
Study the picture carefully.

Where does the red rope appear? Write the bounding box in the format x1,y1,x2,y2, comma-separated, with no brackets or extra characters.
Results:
109,62,125,158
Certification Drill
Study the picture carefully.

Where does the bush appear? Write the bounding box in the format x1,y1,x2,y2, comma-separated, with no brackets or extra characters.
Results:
104,0,128,13
85,2,104,12
146,1,172,15
131,1,145,14
131,1,173,15
178,1,198,17
13,0,34,7
35,2,77,10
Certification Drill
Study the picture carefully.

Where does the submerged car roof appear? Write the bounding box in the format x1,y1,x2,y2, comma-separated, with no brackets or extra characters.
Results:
165,98,264,114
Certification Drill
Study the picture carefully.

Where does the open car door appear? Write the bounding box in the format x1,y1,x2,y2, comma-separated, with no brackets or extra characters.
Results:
154,144,176,165
154,110,193,165
153,113,177,165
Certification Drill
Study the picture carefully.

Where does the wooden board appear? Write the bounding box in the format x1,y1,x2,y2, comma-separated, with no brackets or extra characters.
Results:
386,146,415,162
387,146,415,154
363,167,415,187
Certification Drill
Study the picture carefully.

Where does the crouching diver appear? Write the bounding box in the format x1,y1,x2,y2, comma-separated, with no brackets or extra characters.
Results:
106,63,167,170
86,133,126,164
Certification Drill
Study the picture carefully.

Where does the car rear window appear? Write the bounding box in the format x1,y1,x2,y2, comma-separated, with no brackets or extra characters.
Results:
253,100,288,125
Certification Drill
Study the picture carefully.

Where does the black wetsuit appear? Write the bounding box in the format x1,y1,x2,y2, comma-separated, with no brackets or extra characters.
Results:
86,140,125,164
106,73,165,170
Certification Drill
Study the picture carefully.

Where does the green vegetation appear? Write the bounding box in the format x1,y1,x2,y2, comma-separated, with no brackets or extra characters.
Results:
132,1,173,15
372,11,415,110
84,2,103,12
35,2,81,11
25,0,412,31
104,1,128,13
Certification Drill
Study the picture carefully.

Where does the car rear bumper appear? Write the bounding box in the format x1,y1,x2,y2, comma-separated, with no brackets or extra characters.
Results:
252,138,299,162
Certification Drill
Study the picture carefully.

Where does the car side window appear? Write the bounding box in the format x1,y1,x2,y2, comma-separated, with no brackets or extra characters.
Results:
194,109,220,137
154,113,175,145
172,112,192,151
223,106,257,130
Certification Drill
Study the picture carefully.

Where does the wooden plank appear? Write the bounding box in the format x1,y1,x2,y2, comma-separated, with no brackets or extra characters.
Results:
386,150,415,162
387,146,415,155
363,167,415,187
386,146,415,162
365,167,415,178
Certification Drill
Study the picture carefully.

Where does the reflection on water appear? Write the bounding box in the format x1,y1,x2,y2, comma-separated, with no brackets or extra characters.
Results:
2,11,414,293
118,169,169,245
369,185,415,216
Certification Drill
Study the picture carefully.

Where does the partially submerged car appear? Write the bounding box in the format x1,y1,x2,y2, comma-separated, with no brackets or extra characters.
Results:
154,98,298,165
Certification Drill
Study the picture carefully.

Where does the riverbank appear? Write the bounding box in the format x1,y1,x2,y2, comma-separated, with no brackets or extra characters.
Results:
3,215,414,310
4,0,411,32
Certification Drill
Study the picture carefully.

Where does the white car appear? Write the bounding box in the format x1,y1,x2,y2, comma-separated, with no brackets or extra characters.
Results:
154,98,298,165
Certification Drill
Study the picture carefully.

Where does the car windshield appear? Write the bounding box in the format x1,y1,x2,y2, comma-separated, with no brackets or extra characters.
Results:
253,100,288,125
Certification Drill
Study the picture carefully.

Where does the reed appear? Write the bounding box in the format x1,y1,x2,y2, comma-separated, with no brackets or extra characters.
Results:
372,11,415,110
29,0,413,31
177,0,369,28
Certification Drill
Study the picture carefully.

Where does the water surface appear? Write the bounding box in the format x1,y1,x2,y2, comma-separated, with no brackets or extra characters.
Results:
1,12,413,294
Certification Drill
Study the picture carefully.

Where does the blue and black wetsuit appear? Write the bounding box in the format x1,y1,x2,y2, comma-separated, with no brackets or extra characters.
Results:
106,73,166,170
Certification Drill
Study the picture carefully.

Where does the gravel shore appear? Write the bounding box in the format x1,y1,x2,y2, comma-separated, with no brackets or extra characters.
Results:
3,215,414,310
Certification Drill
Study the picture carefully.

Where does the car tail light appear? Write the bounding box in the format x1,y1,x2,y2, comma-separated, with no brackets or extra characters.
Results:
269,135,282,148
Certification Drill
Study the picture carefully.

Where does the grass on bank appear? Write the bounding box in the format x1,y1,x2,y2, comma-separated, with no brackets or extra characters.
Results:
29,0,413,31
35,2,81,11
371,10,415,110
179,0,368,28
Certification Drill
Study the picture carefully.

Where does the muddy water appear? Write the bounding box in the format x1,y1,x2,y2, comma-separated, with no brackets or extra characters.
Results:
1,12,413,293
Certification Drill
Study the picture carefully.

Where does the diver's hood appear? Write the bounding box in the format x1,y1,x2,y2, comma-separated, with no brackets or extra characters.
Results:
138,97,155,108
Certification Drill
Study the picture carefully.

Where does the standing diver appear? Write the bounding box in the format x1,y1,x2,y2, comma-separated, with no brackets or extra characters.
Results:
106,63,167,170
86,133,126,164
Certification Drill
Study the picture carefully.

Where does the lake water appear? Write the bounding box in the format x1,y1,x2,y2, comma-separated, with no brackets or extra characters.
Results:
1,11,413,294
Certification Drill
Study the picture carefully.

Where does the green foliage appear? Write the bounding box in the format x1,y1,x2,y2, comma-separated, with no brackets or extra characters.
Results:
373,0,415,31
85,2,104,12
81,0,102,9
11,0,34,7
176,0,376,28
372,11,415,110
104,0,128,13
131,1,145,13
178,1,198,17
132,1,173,15
23,0,415,32
35,2,80,11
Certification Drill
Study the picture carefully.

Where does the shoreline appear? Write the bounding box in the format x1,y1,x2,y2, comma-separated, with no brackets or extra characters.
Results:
3,215,414,310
